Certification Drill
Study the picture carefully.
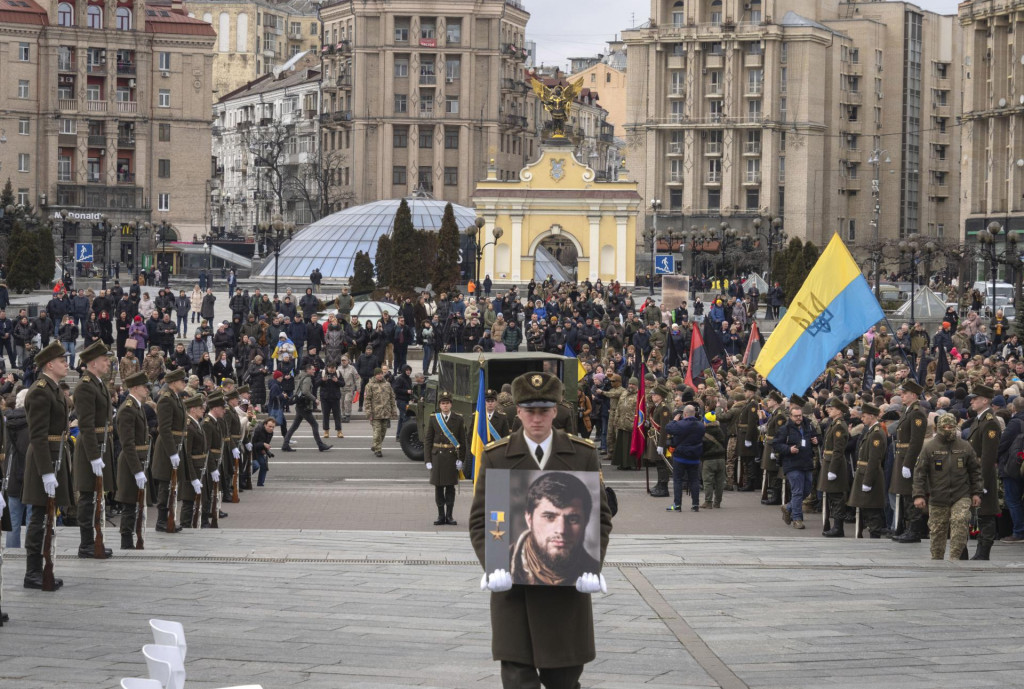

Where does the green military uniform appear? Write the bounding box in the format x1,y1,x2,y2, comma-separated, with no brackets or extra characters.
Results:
114,375,152,549
554,400,576,433
819,398,851,537
72,341,115,558
152,368,187,532
701,420,728,508
364,370,397,456
469,371,613,686
735,384,760,491
760,394,788,505
179,396,207,528
201,400,225,528
966,386,1001,559
645,386,673,497
611,384,637,470
223,392,242,502
424,392,466,526
717,399,742,489
22,341,72,590
913,421,983,560
891,382,929,542
487,409,511,440
847,408,888,538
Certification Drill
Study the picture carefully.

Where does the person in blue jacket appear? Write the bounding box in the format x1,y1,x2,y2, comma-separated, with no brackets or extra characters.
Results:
665,405,705,512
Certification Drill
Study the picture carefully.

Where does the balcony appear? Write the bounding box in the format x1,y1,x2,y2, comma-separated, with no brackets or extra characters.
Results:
331,109,352,122
843,90,863,106
236,121,252,131
928,182,950,198
58,133,77,146
504,43,527,61
504,114,527,129
668,112,685,124
419,73,437,86
116,62,135,75
87,100,108,112
117,172,136,185
705,142,722,156
668,172,683,183
289,29,303,40
87,134,105,147
705,83,722,97
844,61,862,76
668,142,683,155
58,98,77,112
117,136,135,149
58,183,148,211
87,62,106,74
743,172,761,185
744,53,763,67
58,59,74,72
743,141,761,155
669,86,685,98
337,74,352,89
117,101,138,114
705,54,724,69
705,171,722,185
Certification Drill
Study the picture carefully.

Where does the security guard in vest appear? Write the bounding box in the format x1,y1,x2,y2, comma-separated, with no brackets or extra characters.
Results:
891,379,928,543
73,340,115,558
115,371,152,549
424,390,466,526
152,367,188,533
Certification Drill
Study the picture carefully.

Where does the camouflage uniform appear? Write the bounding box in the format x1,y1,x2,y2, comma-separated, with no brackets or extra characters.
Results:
611,389,637,470
913,428,982,560
364,377,397,455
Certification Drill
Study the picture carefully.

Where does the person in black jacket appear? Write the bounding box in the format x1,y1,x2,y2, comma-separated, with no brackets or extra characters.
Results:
392,364,413,439
319,361,344,438
299,288,319,322
772,401,822,529
250,416,276,487
997,396,1024,541
355,345,379,412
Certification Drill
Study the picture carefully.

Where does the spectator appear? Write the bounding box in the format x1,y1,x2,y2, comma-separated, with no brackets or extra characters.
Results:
665,405,705,512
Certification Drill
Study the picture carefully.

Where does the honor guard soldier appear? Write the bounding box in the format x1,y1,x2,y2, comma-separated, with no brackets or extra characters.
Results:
485,389,511,439
179,394,207,528
470,371,613,689
223,389,243,503
202,394,227,527
73,340,115,559
0,387,8,620
115,372,152,549
646,384,673,498
891,380,929,543
848,403,888,538
966,384,1001,560
736,382,760,492
153,367,188,533
22,341,72,590
424,391,466,526
913,413,983,560
760,391,787,505
235,385,255,490
820,397,851,537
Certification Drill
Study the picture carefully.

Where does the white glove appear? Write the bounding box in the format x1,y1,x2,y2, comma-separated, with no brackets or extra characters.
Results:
245,442,253,451
770,452,777,460
827,472,837,481
169,453,180,469
0,492,5,513
575,572,608,594
480,569,513,592
657,447,664,456
744,440,753,447
42,472,58,497
902,466,912,479
211,470,221,483
426,462,433,470
861,484,872,492
191,479,202,493
134,472,146,490
456,460,464,471
232,448,241,460
90,458,105,476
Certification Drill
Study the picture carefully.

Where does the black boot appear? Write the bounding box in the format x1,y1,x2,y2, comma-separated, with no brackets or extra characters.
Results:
155,506,168,532
649,481,669,498
433,506,445,526
971,543,992,560
445,504,457,526
893,530,922,543
78,526,110,558
823,521,845,538
959,546,969,560
24,554,62,590
120,533,135,550
0,605,7,625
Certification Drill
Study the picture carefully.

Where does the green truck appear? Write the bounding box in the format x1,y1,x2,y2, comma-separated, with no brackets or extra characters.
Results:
398,352,579,461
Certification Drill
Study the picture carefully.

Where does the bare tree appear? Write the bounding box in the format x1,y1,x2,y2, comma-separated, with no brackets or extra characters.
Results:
285,147,354,222
241,121,290,218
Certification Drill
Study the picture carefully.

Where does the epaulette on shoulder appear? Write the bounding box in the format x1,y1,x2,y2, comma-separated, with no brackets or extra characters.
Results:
485,437,510,450
569,435,596,448
80,374,90,383
123,398,134,408
35,380,45,387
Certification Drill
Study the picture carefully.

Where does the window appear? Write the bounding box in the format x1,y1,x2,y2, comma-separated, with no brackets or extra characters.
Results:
747,98,761,118
311,22,317,35
60,118,76,134
707,188,720,211
745,158,760,182
18,43,29,62
445,95,459,114
670,101,685,122
86,84,101,101
779,97,787,120
933,89,947,106
670,159,684,182
18,119,29,135
17,189,28,206
848,219,856,242
670,71,684,95
672,10,684,27
158,159,170,178
747,69,762,94
57,2,73,26
446,19,461,44
58,153,73,181
745,188,760,210
158,52,171,71
393,166,407,185
17,80,28,99
159,89,170,107
443,167,458,185
393,125,408,148
394,57,409,77
116,7,131,30
158,123,171,141
669,188,682,210
419,126,433,148
394,94,407,113
935,62,948,78
846,105,858,122
158,193,170,211
87,5,102,29
418,166,432,191
937,223,944,238
17,154,29,173
444,126,459,149
420,20,435,40
394,23,409,43
419,59,436,84
709,100,723,117
445,56,460,81
710,0,722,25
849,48,859,64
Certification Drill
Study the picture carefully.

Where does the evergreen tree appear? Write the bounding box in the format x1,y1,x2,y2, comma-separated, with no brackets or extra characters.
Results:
778,237,804,307
433,202,460,293
389,199,418,294
417,229,438,288
0,179,14,209
34,222,56,287
375,235,393,288
351,250,375,295
7,218,40,292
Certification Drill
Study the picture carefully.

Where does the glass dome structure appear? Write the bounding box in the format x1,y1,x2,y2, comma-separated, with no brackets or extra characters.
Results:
260,196,478,279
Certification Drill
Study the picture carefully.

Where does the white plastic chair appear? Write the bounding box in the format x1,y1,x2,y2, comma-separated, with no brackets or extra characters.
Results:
142,644,185,689
150,619,187,661
121,679,163,689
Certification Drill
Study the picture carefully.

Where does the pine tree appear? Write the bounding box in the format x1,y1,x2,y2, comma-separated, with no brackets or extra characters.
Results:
417,229,438,288
433,202,460,293
0,179,14,209
34,223,56,287
351,250,375,294
375,234,393,288
389,199,418,294
7,218,40,292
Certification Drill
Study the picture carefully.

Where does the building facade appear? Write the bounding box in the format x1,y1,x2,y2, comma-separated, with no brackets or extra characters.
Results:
183,0,319,100
0,0,215,270
623,0,961,275
568,42,629,137
317,0,539,209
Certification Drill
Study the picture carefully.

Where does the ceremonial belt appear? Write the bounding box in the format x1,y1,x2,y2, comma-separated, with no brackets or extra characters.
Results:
433,443,456,449
172,430,186,436
94,425,114,433
856,460,868,467
190,453,206,460
434,414,460,448
47,435,66,441
209,448,222,455
230,434,242,440
134,444,150,451
823,450,833,455
487,418,502,441
895,442,910,448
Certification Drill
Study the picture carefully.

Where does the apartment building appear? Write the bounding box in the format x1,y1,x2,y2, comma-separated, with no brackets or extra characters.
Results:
184,0,319,99
317,0,538,208
568,41,628,137
623,0,960,263
0,0,215,267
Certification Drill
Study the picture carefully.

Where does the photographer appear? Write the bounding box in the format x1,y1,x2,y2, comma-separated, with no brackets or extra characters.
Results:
319,361,345,439
250,416,277,487
280,360,332,453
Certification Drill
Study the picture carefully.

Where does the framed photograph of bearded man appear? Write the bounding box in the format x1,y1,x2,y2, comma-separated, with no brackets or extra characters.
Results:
484,469,603,586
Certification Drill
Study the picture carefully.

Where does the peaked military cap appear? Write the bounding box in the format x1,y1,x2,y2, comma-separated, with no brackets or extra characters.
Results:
236,384,250,395
124,372,149,388
206,393,226,409
512,371,562,408
827,397,849,414
33,340,65,369
652,384,671,399
861,402,881,416
79,340,109,364
164,368,187,384
485,388,498,401
225,389,240,401
973,384,997,399
743,381,758,392
438,391,453,403
898,379,923,395
184,394,206,409
768,390,784,404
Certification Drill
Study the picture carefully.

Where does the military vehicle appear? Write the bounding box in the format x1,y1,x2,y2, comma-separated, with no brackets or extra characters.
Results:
398,352,579,460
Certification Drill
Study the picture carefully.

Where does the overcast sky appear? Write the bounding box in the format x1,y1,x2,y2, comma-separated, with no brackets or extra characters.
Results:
525,0,964,71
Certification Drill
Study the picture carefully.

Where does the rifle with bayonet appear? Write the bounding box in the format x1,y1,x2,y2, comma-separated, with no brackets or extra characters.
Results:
94,419,111,559
136,435,152,549
42,433,67,591
166,428,186,533
212,433,223,528
231,434,241,503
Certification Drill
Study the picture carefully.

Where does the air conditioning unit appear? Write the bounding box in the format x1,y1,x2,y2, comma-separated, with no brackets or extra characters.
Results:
877,92,883,100
446,77,454,83
161,71,170,78
129,79,136,88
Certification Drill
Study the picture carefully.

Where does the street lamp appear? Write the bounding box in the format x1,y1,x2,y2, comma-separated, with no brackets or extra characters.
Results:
94,213,111,290
752,214,786,290
868,148,891,297
58,208,69,280
649,199,662,296
257,217,289,297
465,217,503,288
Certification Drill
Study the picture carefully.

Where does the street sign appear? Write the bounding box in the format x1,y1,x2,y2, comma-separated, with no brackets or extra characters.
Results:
654,254,675,275
74,243,94,263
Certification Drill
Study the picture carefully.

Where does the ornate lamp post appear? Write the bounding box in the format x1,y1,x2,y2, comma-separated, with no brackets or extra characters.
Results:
752,214,786,289
898,233,937,325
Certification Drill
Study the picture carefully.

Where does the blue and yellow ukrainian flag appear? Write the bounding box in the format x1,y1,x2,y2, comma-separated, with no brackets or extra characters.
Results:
564,343,586,381
470,366,488,487
755,234,883,397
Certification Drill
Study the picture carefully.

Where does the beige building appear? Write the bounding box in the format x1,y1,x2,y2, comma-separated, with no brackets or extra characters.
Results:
568,44,629,137
184,0,319,100
960,0,1024,279
623,0,961,275
317,0,539,209
0,0,216,270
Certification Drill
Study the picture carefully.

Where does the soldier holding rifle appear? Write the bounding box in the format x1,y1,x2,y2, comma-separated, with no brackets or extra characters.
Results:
115,372,152,549
152,368,187,533
180,394,207,529
72,340,115,559
22,341,71,590
202,394,227,528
